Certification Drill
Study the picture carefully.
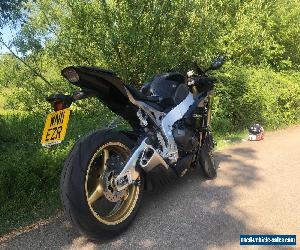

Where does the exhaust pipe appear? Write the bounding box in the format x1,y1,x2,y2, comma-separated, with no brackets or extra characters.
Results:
140,146,168,172
115,138,168,191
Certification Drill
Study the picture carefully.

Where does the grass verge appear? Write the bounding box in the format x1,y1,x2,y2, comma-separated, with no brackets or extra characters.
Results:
0,106,122,235
214,130,249,150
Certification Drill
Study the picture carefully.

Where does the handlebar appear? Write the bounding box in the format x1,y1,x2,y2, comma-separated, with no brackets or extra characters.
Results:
195,76,217,84
193,54,226,75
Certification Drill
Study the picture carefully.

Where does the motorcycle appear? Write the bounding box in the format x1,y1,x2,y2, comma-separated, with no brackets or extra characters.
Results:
41,55,225,240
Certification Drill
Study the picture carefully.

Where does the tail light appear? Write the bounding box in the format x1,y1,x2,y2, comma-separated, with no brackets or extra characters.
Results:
61,67,79,83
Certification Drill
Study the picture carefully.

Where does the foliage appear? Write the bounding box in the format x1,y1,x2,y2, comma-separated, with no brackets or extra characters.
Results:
211,67,300,134
0,0,28,27
1,0,300,99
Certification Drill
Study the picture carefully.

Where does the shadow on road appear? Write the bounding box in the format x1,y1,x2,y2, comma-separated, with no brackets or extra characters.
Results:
1,146,276,250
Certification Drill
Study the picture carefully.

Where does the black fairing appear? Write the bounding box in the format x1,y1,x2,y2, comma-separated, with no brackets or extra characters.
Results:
64,66,140,128
141,72,189,110
62,67,190,128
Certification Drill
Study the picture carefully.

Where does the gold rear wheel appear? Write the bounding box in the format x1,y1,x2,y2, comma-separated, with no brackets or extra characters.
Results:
85,142,141,225
61,130,144,239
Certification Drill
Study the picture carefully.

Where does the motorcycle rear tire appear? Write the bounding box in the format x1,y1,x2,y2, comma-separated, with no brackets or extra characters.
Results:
60,129,144,240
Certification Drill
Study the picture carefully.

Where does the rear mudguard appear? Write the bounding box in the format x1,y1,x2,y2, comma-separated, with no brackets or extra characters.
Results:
64,66,140,129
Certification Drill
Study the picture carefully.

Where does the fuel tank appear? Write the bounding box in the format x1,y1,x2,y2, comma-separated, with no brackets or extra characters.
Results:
141,72,189,110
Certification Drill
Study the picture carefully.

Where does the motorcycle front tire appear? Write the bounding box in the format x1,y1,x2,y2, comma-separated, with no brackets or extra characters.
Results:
198,136,217,179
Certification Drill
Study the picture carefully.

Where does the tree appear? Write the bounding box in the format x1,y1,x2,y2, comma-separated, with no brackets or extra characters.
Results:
0,0,27,27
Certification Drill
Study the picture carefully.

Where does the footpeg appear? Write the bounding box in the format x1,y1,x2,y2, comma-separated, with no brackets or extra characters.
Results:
133,179,141,186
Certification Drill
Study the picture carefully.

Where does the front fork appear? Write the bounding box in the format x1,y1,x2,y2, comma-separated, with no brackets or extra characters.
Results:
200,92,216,149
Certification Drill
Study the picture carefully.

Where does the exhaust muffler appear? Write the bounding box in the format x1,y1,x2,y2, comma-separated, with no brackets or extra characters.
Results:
140,146,168,172
115,138,168,191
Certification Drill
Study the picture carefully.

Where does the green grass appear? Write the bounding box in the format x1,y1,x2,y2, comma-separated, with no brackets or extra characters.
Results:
0,104,125,235
214,129,249,150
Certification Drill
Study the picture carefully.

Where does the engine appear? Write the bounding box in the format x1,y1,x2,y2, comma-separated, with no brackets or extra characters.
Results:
173,121,199,152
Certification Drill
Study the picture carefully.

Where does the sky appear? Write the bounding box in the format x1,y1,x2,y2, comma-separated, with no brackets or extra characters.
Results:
0,25,19,54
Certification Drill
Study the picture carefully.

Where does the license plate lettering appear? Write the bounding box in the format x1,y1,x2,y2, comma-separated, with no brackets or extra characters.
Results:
41,109,71,147
45,125,63,142
50,112,65,127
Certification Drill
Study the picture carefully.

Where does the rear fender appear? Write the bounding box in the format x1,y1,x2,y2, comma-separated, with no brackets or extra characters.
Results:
46,89,98,111
61,66,140,129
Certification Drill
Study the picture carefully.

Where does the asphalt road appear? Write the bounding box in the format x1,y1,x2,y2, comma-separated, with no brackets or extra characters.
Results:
1,126,300,250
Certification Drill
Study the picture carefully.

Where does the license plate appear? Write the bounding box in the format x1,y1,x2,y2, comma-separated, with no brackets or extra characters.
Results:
41,109,71,147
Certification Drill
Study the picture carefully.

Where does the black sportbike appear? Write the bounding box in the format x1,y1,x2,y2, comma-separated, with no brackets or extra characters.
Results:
44,55,225,239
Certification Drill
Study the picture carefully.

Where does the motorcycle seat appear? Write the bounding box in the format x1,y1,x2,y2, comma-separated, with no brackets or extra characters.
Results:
125,85,165,112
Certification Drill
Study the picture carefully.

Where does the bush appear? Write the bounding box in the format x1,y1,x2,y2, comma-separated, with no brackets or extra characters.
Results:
212,66,300,134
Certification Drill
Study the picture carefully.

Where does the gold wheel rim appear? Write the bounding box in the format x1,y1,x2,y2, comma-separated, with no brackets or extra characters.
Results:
85,142,140,225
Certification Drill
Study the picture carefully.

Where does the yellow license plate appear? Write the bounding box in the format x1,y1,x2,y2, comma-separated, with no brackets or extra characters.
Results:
41,109,71,147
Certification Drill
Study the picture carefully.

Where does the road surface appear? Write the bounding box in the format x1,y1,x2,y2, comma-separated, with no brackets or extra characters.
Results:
1,126,300,250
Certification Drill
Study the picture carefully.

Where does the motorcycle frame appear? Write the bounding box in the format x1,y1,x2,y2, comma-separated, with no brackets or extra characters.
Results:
114,88,212,191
